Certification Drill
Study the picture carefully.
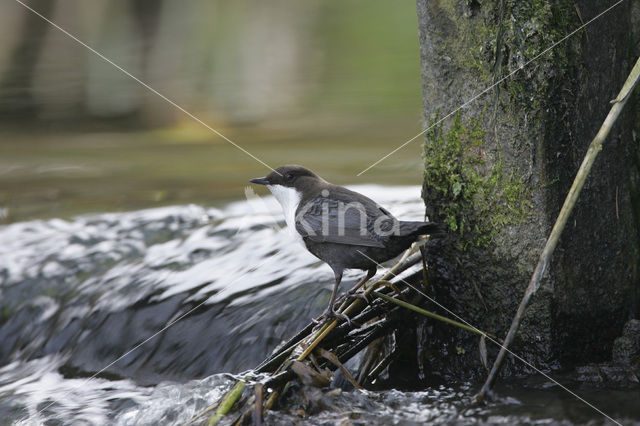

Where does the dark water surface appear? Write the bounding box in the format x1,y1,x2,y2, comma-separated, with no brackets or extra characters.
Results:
1,188,638,425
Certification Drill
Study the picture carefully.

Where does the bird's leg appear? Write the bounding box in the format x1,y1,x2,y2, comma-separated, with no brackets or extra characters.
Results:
334,268,377,306
347,267,377,298
315,269,352,326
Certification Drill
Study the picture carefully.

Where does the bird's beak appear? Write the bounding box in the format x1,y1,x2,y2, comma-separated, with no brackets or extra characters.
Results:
249,177,269,185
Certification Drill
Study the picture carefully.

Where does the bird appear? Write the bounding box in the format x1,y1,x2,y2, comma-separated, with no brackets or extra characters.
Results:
250,165,441,324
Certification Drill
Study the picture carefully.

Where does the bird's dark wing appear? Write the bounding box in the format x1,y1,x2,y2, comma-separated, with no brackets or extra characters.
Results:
295,196,396,248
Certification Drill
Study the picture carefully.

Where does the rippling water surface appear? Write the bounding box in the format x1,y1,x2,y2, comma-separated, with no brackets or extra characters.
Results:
1,186,638,425
0,186,418,423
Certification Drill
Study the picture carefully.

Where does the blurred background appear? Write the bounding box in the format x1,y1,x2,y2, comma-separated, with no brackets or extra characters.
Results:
0,0,425,223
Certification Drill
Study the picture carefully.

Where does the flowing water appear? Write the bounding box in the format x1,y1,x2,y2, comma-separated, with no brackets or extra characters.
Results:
1,186,638,425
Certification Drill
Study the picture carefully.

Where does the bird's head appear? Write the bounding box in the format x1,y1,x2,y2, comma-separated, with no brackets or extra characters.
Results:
250,165,323,191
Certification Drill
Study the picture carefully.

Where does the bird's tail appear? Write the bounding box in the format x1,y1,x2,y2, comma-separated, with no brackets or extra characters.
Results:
398,221,446,237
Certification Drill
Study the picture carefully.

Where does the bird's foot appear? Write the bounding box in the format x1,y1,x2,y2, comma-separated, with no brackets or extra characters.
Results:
316,307,352,327
349,289,371,301
335,290,371,306
345,289,373,305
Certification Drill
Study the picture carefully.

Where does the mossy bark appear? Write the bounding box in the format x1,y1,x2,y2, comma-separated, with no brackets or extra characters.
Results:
413,0,640,379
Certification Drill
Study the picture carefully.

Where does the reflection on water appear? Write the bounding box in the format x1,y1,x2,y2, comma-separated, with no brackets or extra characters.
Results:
0,0,421,123
0,0,426,224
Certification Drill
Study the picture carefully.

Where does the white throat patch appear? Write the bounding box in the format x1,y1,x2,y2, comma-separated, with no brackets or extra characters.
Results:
267,184,303,244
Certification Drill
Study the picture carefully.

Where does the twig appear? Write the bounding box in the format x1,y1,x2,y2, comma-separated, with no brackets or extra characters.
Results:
336,321,391,365
254,383,263,426
207,380,246,425
372,291,492,337
198,243,433,424
366,351,395,381
318,348,363,390
255,323,315,373
379,247,421,281
297,320,338,361
476,55,640,402
185,398,219,425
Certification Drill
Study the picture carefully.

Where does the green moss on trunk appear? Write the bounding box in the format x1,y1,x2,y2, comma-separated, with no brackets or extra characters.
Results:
423,111,530,249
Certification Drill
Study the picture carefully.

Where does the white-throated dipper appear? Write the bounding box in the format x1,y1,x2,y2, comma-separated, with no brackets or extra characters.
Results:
250,165,440,323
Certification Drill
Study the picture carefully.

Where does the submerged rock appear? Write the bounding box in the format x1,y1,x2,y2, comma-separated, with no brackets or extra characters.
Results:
612,319,640,365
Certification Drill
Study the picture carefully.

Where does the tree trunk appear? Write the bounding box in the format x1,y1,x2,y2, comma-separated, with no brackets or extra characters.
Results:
414,0,639,379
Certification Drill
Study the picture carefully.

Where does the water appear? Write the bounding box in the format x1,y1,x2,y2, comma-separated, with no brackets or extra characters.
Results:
0,0,426,223
1,187,638,425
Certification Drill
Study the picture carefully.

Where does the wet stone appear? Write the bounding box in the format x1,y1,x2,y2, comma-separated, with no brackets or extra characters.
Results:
612,319,640,364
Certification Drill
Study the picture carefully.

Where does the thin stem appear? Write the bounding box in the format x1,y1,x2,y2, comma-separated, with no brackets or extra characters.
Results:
207,380,246,425
372,291,490,337
476,55,640,401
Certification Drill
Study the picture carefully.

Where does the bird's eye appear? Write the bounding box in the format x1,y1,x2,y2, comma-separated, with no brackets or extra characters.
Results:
285,173,293,180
